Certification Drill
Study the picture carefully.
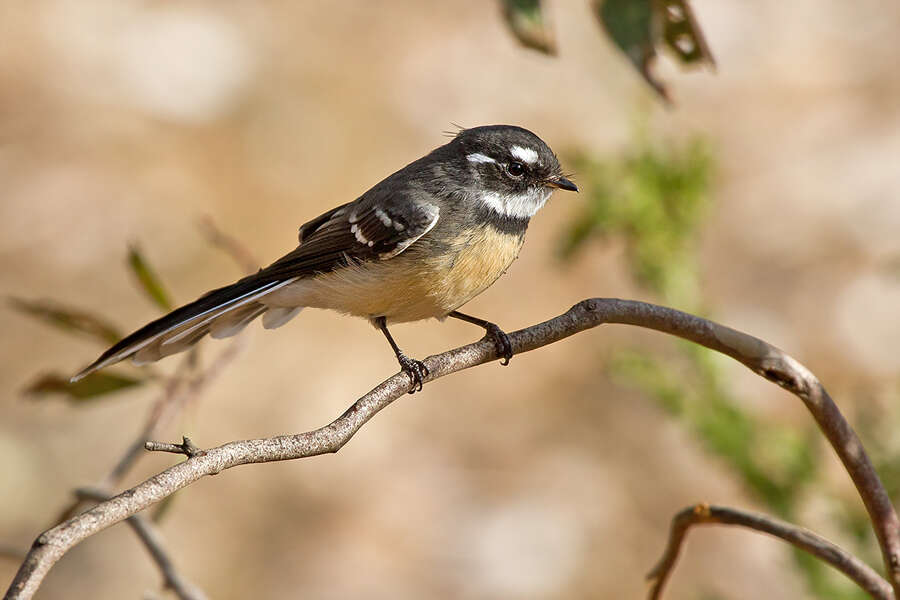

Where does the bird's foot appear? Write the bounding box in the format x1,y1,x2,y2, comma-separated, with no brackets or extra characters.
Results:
397,353,429,394
484,323,513,366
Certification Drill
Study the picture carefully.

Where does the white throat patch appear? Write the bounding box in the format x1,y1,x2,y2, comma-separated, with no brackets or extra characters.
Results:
510,145,539,165
480,187,551,220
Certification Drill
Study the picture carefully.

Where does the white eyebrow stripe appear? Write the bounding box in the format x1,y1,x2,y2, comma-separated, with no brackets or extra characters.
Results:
510,145,539,164
467,153,496,164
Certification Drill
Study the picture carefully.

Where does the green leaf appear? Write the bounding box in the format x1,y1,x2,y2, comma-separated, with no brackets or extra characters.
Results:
502,0,556,55
8,297,122,345
24,371,144,402
595,0,714,101
128,245,173,312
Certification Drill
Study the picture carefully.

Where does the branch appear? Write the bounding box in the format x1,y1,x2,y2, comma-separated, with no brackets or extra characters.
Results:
75,488,206,600
53,219,256,527
196,216,260,275
53,341,243,525
145,436,205,458
6,298,899,599
647,503,893,600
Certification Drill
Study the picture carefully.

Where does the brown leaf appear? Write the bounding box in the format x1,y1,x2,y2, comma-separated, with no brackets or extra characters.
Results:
659,0,715,66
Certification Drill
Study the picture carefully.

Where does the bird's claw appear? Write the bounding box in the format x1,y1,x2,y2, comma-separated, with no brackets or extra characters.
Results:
484,323,513,366
397,353,429,393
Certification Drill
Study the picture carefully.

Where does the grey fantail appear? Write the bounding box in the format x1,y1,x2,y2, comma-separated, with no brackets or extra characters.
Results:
73,125,577,392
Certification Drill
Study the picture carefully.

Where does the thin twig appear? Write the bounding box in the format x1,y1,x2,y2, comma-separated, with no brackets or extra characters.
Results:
30,221,257,593
104,357,196,486
196,216,260,275
52,357,194,525
6,299,899,599
145,437,205,458
75,488,206,600
103,318,246,488
51,342,245,526
647,503,892,600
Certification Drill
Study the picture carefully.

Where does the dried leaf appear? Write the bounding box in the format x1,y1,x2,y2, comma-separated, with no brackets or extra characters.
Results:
24,371,144,402
128,245,173,312
8,297,122,345
595,0,714,102
660,0,714,65
502,0,557,55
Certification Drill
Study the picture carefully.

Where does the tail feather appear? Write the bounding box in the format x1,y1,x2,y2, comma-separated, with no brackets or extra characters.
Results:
209,303,267,339
262,306,303,329
71,276,299,382
133,323,212,365
161,280,293,347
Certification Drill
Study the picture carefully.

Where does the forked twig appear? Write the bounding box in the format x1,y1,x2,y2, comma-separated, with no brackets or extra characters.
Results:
647,503,892,600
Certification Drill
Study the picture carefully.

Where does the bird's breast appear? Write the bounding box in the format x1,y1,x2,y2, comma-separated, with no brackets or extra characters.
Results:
420,225,525,316
264,225,525,324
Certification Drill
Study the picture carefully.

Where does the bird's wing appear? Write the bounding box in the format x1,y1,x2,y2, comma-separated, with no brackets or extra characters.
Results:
259,192,440,281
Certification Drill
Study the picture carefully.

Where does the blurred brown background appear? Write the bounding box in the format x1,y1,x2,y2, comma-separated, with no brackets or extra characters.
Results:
2,1,900,598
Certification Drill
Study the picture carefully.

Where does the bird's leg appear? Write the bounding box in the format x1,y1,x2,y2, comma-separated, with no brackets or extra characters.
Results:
375,316,429,393
448,311,513,365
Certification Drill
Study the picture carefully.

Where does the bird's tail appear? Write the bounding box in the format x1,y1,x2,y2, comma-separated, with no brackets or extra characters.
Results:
71,275,301,382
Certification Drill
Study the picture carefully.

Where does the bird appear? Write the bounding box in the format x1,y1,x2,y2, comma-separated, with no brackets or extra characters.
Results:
72,125,577,392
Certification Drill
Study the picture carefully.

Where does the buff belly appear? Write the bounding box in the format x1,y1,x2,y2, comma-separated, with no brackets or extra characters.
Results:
264,226,524,324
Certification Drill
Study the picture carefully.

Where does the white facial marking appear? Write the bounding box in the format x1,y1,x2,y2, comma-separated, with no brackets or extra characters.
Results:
510,145,539,165
467,153,496,164
481,187,551,220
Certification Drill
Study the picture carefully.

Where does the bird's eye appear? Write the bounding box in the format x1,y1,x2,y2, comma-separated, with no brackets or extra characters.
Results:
506,161,525,178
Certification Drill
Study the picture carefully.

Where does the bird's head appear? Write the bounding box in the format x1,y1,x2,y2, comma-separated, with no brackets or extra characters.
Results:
452,125,577,220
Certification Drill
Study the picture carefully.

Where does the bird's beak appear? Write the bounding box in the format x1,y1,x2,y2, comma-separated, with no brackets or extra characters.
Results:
546,175,578,192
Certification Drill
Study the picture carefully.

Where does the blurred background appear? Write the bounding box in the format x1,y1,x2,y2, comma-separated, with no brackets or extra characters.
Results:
2,1,900,598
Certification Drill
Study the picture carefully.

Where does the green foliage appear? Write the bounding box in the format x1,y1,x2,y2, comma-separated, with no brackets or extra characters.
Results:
9,244,176,402
561,130,873,598
128,244,173,312
597,0,654,64
793,550,867,600
499,0,714,100
560,137,712,306
24,371,144,402
8,297,122,345
594,0,715,100
609,348,818,518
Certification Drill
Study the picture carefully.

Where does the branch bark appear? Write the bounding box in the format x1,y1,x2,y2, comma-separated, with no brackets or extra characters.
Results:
647,503,893,600
76,488,206,600
5,298,899,599
53,217,255,526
